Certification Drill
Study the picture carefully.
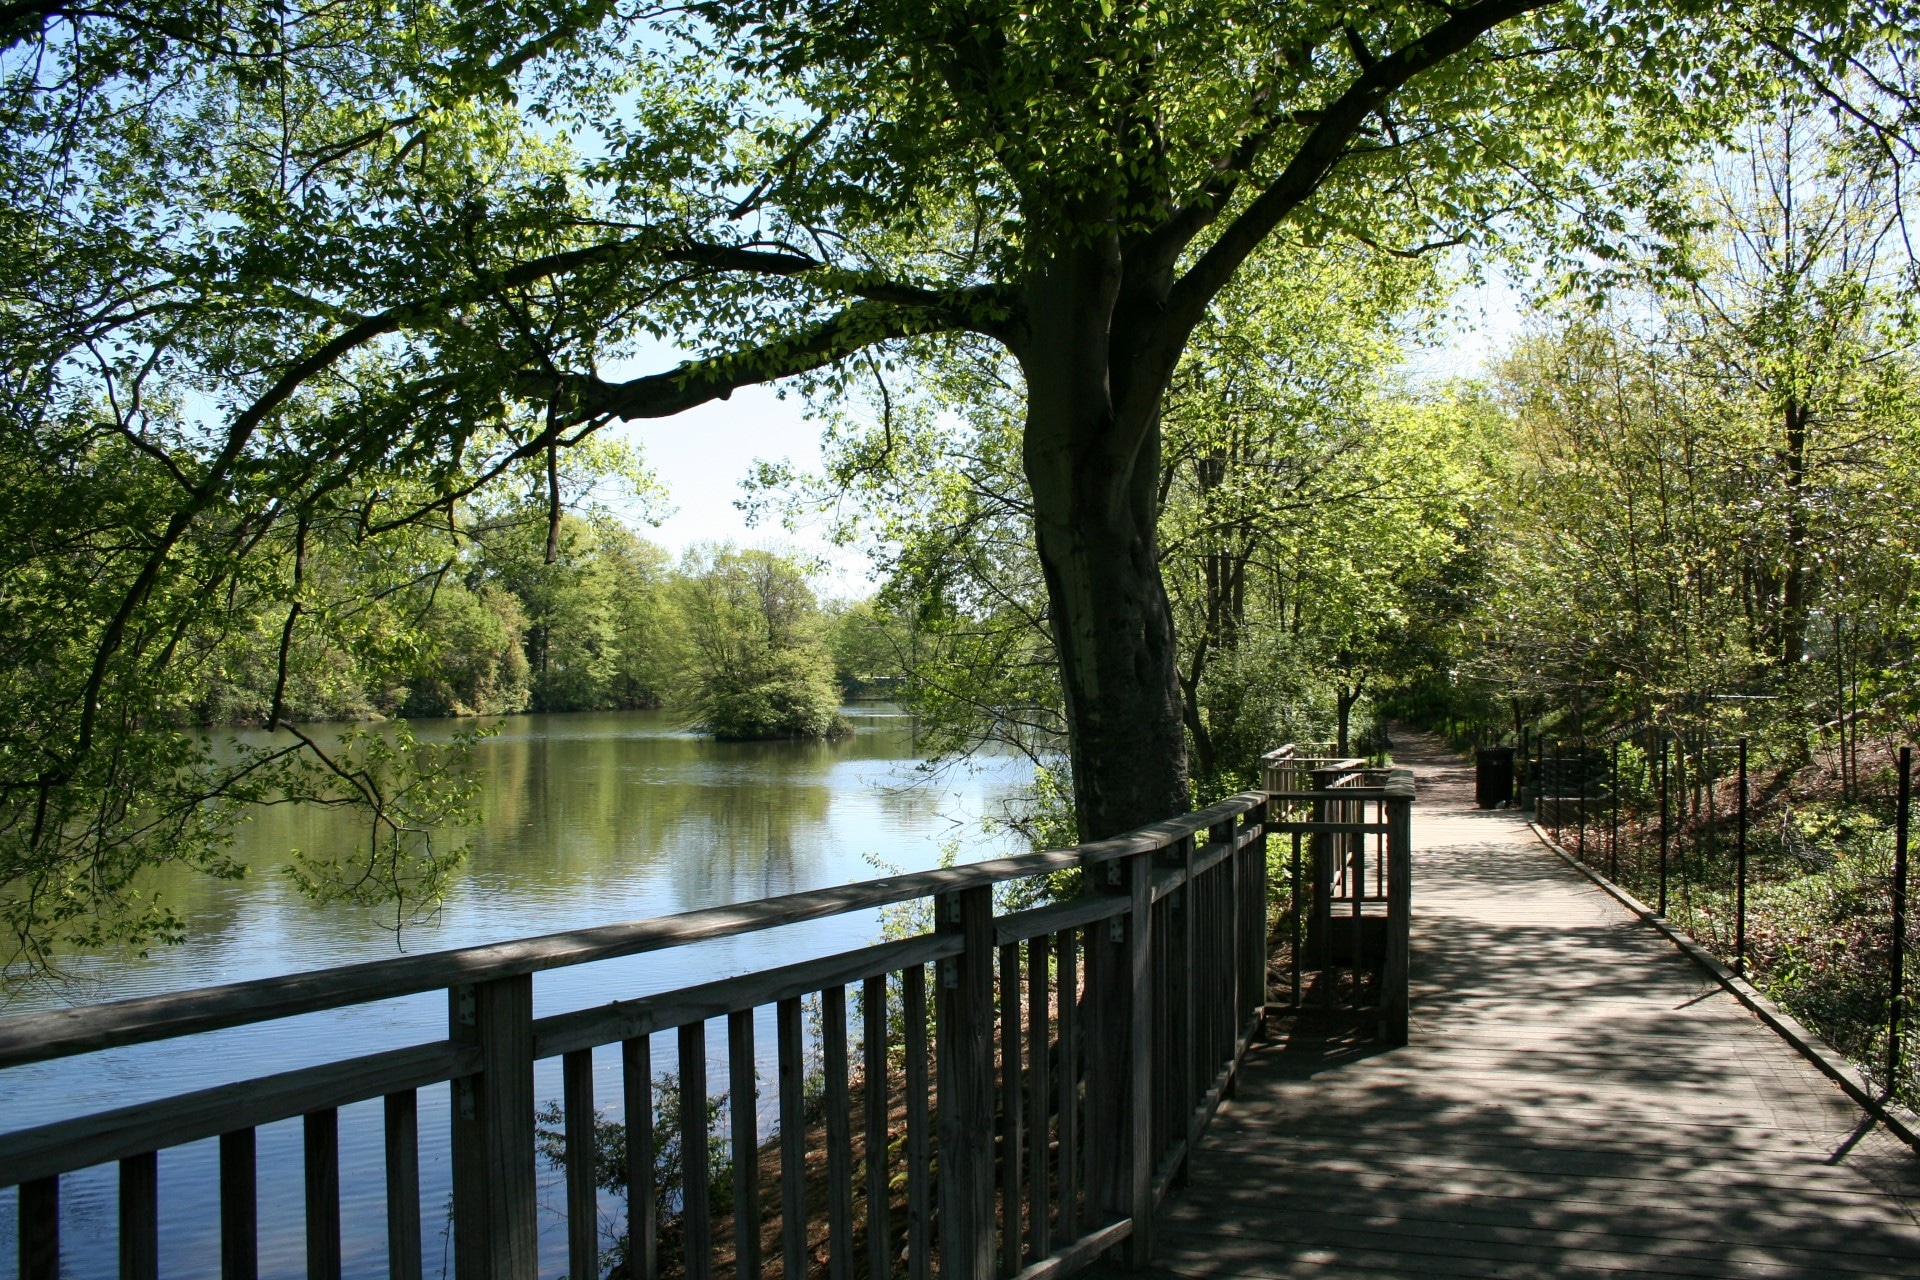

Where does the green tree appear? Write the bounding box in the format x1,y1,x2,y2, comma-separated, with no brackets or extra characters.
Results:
671,547,848,740
1155,239,1499,780
1462,110,1920,753
3,0,1914,968
771,233,1499,794
399,581,532,718
823,597,911,697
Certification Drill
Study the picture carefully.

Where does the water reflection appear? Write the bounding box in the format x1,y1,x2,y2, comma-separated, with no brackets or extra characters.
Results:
0,706,1028,1279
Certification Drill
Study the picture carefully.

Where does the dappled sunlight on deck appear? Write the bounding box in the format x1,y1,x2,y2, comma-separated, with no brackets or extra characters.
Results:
1141,734,1920,1279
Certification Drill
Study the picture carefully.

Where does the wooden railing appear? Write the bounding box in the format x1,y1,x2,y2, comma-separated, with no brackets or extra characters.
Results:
1,756,1414,1280
1260,750,1414,1042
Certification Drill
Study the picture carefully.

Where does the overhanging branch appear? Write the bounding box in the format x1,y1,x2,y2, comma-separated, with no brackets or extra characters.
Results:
560,296,977,423
1161,0,1559,344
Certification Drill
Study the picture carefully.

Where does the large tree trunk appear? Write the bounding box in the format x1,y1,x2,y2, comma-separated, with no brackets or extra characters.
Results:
1018,246,1191,841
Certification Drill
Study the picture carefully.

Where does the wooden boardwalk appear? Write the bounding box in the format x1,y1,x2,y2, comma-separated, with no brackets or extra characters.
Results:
1140,736,1920,1279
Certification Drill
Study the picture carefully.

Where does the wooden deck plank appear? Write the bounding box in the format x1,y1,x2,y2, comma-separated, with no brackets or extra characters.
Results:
1158,1179,1920,1241
1123,734,1920,1279
1150,1228,1898,1280
1155,1219,1908,1276
1156,1200,1911,1268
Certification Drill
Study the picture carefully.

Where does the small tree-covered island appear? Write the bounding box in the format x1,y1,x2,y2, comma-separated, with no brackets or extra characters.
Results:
7,4,1920,1272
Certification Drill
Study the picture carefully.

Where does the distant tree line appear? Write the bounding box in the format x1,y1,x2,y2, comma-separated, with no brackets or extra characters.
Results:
190,496,872,743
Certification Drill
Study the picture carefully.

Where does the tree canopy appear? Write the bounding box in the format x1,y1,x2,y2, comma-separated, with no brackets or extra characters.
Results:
1458,109,1920,754
6,0,1920,968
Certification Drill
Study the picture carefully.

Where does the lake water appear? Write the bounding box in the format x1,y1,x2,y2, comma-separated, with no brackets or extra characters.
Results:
0,706,1032,1278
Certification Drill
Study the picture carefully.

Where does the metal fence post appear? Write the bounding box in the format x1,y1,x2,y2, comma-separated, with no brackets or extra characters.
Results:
1609,742,1620,880
1736,739,1749,977
1578,743,1588,863
1535,736,1545,822
1892,746,1911,1094
1518,727,1529,807
1659,738,1670,917
1551,742,1561,838
1542,743,1552,834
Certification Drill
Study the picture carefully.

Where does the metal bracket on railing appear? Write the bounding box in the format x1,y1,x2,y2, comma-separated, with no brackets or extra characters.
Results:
1109,917,1125,944
941,957,958,989
454,985,476,1027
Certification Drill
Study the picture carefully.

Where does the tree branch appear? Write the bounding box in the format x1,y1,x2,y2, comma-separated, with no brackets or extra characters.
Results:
1161,0,1558,342
660,241,1001,316
561,294,992,423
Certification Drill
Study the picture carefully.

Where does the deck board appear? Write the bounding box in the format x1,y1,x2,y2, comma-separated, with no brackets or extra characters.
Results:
1129,735,1920,1279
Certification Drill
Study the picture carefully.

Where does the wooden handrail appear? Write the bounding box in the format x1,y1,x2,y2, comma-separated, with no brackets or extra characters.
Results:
0,795,1263,1071
0,1041,480,1187
0,770,1415,1280
529,932,966,1060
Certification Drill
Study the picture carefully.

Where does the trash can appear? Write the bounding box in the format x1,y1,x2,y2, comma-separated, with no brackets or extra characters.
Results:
1475,746,1516,809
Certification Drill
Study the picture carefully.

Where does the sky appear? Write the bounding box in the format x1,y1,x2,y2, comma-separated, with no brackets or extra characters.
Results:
606,382,835,554
593,341,876,591
611,271,1530,585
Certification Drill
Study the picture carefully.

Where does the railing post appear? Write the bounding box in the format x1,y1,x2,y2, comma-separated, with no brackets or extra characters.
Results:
220,1128,257,1280
935,886,995,1280
305,1108,342,1280
1081,846,1153,1264
1172,833,1196,1166
19,1176,56,1280
1310,768,1339,1004
121,1152,158,1280
1382,775,1413,1045
1242,800,1269,1040
449,975,537,1280
385,1092,423,1280
1124,848,1154,1266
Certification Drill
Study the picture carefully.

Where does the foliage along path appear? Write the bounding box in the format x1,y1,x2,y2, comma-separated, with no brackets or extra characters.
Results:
1139,733,1920,1278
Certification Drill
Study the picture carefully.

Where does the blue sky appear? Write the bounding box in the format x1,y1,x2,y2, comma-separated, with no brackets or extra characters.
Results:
612,272,1527,582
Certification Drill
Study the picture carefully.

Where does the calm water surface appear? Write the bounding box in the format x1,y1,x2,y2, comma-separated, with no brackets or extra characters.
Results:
0,706,1030,1278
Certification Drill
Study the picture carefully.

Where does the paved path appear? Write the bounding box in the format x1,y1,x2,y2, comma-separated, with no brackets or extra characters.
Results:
1147,734,1920,1278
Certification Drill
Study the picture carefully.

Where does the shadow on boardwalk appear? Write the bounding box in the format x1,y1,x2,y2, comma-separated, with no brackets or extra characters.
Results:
1128,732,1920,1279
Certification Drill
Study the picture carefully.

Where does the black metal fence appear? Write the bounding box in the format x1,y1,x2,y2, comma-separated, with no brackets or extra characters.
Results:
1507,726,1914,1105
